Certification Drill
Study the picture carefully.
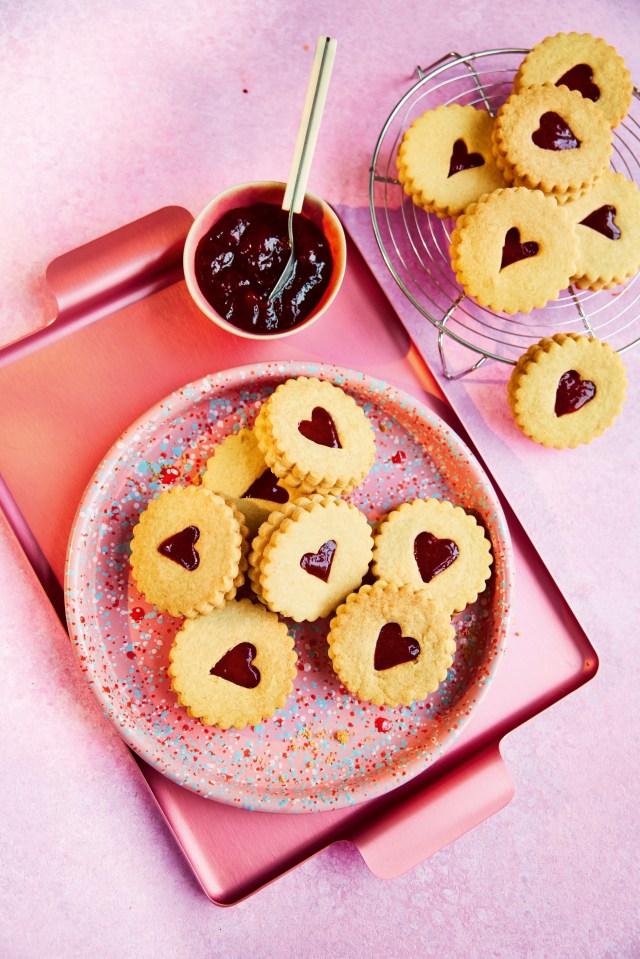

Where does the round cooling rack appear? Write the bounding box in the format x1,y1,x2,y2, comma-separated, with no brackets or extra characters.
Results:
369,48,640,368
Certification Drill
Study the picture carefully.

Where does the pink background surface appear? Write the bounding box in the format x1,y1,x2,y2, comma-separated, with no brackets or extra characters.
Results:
1,1,639,956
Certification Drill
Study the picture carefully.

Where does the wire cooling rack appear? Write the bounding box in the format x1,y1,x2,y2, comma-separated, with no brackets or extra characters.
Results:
369,48,640,371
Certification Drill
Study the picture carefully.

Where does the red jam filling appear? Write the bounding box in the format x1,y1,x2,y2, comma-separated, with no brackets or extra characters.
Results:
157,525,200,571
210,642,260,688
300,539,336,582
500,227,539,270
531,112,581,151
374,622,420,671
193,202,333,335
579,204,621,240
555,370,596,416
414,531,459,583
298,406,342,448
556,63,600,102
447,138,485,178
242,468,289,503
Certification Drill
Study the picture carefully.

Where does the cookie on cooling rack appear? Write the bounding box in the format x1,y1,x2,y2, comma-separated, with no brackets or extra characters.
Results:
492,83,612,201
396,104,506,219
564,170,640,291
514,32,633,129
450,187,579,314
507,332,627,448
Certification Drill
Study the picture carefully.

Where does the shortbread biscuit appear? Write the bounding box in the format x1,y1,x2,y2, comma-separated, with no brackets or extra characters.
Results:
257,495,374,622
507,333,627,448
327,582,456,707
254,377,376,495
450,187,578,314
397,104,506,219
372,498,492,613
168,600,297,729
514,33,633,129
130,485,248,617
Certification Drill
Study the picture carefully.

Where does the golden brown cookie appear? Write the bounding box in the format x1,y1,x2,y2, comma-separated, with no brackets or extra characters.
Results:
450,187,578,314
396,104,506,219
327,582,456,707
507,333,627,448
130,485,248,617
168,599,297,729
514,33,633,129
371,498,492,614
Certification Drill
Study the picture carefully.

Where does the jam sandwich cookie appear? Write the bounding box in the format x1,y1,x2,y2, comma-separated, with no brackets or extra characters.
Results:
492,84,612,200
130,485,248,617
202,428,296,536
565,171,640,291
254,495,374,622
253,376,376,495
372,498,492,614
507,332,627,449
168,599,297,729
514,33,633,129
396,104,506,219
327,582,456,708
450,187,578,314
247,494,323,604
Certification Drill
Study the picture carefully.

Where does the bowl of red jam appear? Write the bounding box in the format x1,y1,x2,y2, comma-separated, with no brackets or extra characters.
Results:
183,181,347,339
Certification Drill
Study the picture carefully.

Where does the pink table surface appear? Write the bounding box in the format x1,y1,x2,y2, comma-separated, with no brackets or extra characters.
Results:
1,1,639,957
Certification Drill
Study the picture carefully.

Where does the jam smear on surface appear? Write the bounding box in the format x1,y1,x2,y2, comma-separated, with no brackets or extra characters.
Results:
242,468,289,502
210,643,260,688
556,63,600,102
555,370,596,416
374,622,420,671
500,227,539,270
579,204,621,240
298,407,342,448
532,112,581,151
300,539,337,582
447,138,485,178
414,531,459,583
158,525,200,571
194,202,333,335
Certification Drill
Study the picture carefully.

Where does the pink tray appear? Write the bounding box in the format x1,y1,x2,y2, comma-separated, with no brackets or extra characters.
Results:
0,206,597,904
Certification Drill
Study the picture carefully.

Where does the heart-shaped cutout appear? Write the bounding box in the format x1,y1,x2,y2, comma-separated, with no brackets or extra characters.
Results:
447,138,485,178
531,111,581,151
300,539,336,582
414,531,459,583
579,204,621,241
210,642,260,688
297,407,342,448
374,622,420,671
500,227,539,271
556,63,600,102
157,525,200,570
242,468,289,503
555,369,596,416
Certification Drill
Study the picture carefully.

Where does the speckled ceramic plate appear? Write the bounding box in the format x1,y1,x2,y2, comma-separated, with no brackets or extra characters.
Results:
65,361,513,812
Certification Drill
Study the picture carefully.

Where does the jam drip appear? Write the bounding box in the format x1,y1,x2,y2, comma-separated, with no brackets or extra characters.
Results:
242,468,289,502
414,531,459,583
374,622,420,671
531,112,581,151
555,370,596,416
298,407,342,448
193,202,333,335
556,63,600,102
210,643,260,688
447,138,485,178
579,205,621,240
300,540,336,582
500,227,539,270
157,525,200,571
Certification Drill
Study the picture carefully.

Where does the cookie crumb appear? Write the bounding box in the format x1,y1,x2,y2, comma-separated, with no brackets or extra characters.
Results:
334,729,350,745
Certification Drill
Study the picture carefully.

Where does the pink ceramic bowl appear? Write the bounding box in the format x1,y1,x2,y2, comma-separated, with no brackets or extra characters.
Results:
183,180,347,340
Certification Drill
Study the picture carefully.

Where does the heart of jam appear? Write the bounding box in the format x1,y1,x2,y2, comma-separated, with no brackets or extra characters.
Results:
300,539,337,582
298,407,342,448
447,138,485,178
531,112,581,151
556,63,600,102
500,227,540,270
579,205,621,241
555,369,596,416
374,622,420,671
414,531,459,583
157,525,200,571
241,468,289,503
210,642,260,688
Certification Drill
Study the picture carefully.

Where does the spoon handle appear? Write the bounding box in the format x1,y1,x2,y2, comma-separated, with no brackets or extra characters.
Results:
282,36,337,215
